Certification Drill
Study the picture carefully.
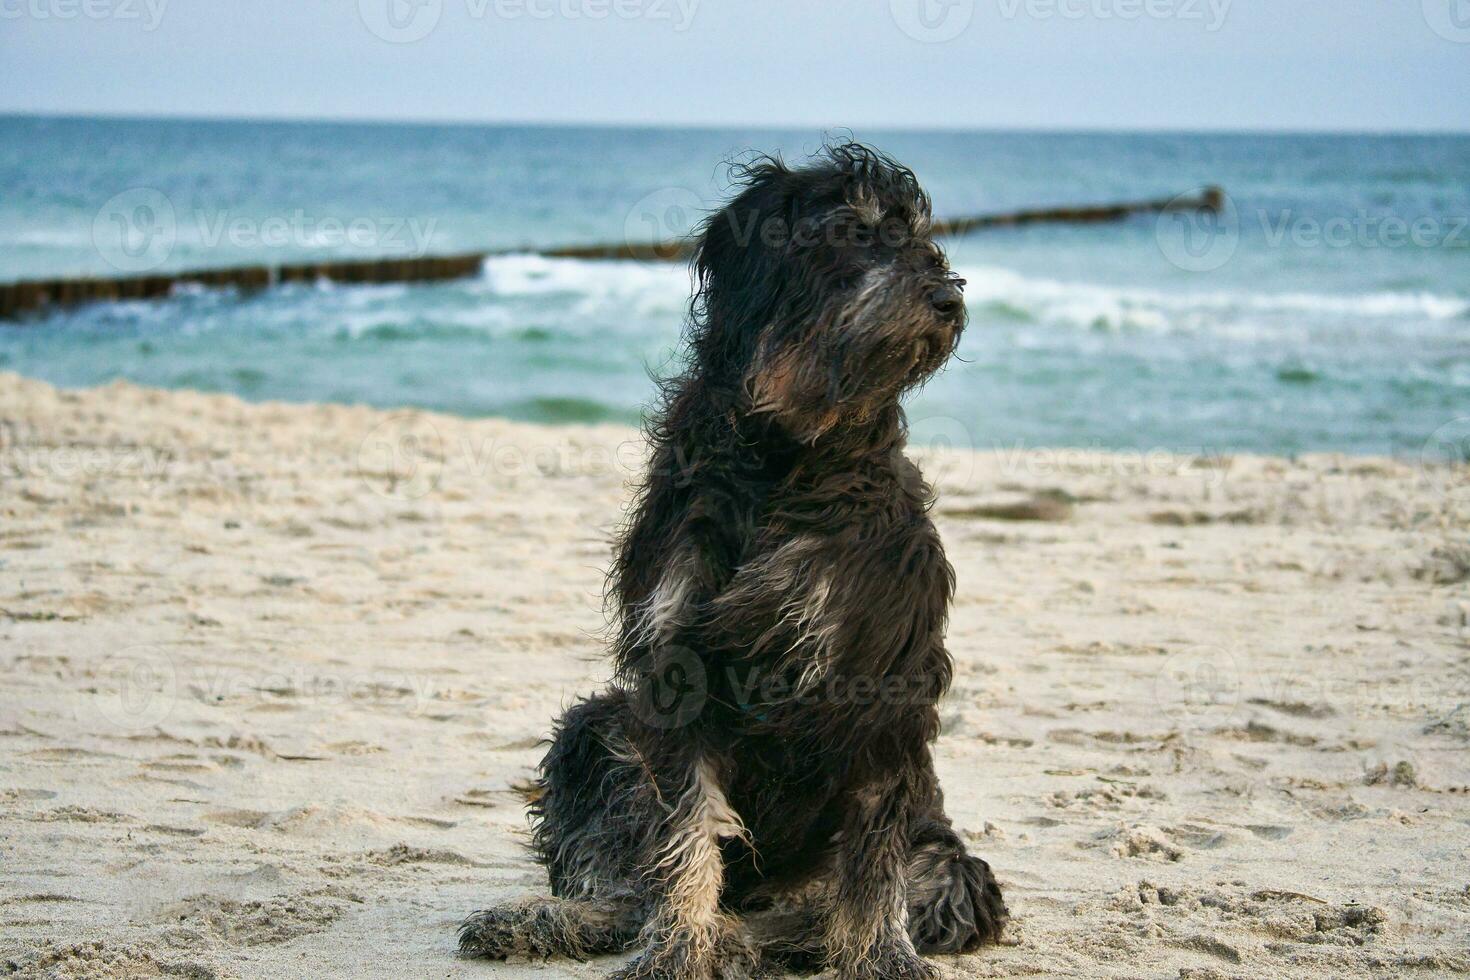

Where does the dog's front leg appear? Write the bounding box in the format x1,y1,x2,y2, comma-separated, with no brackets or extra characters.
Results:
825,769,936,980
611,755,757,980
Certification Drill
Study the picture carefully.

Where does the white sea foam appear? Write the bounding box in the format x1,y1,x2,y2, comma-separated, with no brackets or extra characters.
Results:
0,229,95,248
952,263,1469,333
479,253,691,318
473,255,1467,338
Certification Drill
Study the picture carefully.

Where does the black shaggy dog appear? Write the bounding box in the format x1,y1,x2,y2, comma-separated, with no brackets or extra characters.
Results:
459,143,1006,979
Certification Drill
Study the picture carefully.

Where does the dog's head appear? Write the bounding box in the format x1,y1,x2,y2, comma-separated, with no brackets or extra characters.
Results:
690,142,965,444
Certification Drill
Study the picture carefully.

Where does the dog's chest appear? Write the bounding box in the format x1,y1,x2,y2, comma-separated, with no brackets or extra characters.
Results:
724,735,846,859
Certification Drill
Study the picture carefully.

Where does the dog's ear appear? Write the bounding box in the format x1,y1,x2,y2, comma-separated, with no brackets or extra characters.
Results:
690,157,799,395
693,157,791,303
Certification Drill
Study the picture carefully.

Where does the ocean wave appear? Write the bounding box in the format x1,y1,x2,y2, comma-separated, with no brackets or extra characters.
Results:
480,254,1469,337
0,228,95,248
19,252,1467,353
479,253,691,318
952,263,1470,333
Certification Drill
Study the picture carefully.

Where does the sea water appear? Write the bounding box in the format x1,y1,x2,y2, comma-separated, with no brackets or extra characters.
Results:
2,116,1466,457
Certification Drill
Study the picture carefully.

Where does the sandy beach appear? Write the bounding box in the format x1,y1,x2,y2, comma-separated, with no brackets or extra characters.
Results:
1,370,1467,979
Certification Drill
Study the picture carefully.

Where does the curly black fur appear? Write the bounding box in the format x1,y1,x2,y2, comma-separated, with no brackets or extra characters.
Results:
459,143,1006,978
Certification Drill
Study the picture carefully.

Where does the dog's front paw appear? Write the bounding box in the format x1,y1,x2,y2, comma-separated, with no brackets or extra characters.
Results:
835,943,939,980
605,951,657,980
608,932,763,980
459,906,529,960
459,897,618,961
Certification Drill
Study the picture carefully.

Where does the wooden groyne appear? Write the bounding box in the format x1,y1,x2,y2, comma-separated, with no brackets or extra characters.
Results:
0,254,487,321
930,185,1225,236
0,187,1223,321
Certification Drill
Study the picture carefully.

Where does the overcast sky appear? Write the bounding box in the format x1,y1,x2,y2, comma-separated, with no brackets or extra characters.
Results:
2,0,1466,131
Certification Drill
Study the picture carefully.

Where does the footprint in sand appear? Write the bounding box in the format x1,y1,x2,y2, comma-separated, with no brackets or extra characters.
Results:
358,843,482,867
31,805,132,824
23,746,127,762
1091,824,1186,862
202,804,457,836
1,943,214,979
1110,880,1388,967
157,889,358,947
203,808,272,828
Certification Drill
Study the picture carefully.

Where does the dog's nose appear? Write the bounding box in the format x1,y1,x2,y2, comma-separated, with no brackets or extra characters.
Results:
929,282,964,318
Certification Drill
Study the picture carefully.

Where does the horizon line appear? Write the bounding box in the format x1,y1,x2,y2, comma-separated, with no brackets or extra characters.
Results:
3,108,1468,138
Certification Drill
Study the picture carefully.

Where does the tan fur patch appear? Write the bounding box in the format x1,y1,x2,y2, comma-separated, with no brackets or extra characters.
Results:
748,345,841,444
747,345,802,415
644,760,748,961
630,557,696,648
848,186,885,227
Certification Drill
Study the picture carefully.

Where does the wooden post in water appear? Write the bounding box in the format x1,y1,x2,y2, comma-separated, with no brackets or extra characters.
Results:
0,188,1224,321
